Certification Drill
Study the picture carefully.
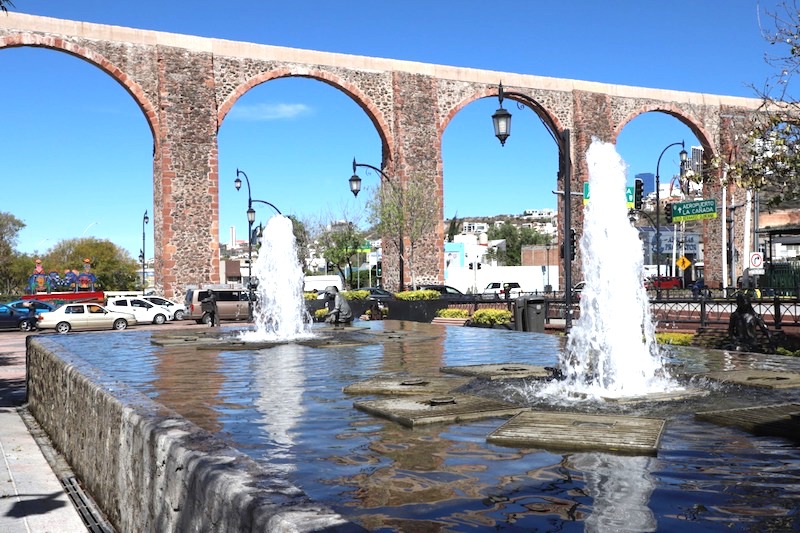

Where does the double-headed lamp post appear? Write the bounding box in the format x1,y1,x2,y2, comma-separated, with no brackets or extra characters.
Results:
491,82,574,331
141,210,149,290
349,158,405,291
654,141,688,298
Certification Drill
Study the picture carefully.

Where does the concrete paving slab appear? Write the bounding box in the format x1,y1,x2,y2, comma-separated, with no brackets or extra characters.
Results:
487,410,666,455
695,403,800,442
701,369,800,389
440,363,553,380
343,375,472,396
354,393,526,427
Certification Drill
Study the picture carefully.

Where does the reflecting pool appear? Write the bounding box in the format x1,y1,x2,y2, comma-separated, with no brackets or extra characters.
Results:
43,321,800,531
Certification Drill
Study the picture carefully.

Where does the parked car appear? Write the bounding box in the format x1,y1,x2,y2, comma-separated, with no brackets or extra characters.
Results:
415,284,471,301
142,295,187,320
7,299,56,316
356,287,395,301
36,303,138,333
0,304,38,332
184,287,250,324
106,297,172,325
645,276,683,290
481,282,523,300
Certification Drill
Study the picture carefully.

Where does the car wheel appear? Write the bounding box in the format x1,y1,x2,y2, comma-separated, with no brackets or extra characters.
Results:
56,322,71,334
113,319,128,330
173,310,185,321
153,314,166,325
201,313,212,325
19,320,35,332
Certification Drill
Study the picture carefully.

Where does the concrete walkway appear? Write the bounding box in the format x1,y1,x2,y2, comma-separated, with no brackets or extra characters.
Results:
0,330,88,532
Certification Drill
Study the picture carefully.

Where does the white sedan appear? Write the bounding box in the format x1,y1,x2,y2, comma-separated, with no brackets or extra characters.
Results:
37,303,138,334
142,295,187,321
106,297,172,325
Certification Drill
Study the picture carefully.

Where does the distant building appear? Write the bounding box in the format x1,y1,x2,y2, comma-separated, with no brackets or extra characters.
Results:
635,172,655,195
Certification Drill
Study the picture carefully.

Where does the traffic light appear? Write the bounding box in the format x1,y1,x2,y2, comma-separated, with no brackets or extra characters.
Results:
634,178,644,210
665,203,673,224
376,260,382,278
569,229,577,261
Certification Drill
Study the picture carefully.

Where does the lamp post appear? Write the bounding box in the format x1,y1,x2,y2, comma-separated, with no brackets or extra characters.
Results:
349,158,405,291
545,240,551,291
141,210,149,290
654,141,688,298
235,169,256,320
491,82,574,331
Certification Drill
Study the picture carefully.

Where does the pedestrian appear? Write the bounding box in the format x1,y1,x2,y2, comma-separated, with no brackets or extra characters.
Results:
201,290,219,327
691,276,705,299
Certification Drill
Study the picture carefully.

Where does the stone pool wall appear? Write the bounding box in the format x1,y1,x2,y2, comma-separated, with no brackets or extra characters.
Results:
25,336,359,532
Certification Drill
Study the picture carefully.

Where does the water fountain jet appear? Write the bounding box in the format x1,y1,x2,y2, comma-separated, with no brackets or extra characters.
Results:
238,215,314,343
544,139,681,401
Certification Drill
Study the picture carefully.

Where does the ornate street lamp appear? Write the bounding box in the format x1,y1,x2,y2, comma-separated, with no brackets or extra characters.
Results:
350,158,405,291
141,210,149,290
654,141,688,298
235,169,283,320
491,82,575,331
235,169,255,320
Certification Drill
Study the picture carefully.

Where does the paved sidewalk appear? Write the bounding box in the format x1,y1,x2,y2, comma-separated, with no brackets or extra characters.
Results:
0,331,88,532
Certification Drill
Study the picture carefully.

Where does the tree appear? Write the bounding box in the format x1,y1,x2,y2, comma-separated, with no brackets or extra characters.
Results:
313,215,365,289
366,172,439,290
714,1,800,209
487,223,549,266
43,238,140,291
0,212,25,294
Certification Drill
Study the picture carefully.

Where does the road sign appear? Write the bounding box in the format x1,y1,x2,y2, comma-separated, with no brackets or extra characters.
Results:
749,252,764,269
625,186,634,208
676,256,691,270
583,182,590,205
671,199,717,222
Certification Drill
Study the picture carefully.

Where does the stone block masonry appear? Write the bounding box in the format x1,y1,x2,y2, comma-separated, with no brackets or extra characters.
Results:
25,337,362,532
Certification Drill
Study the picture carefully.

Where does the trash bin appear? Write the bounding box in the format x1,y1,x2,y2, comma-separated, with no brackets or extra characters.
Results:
514,296,545,333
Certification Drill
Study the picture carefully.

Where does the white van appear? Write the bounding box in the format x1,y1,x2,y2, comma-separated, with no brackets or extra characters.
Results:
303,275,343,294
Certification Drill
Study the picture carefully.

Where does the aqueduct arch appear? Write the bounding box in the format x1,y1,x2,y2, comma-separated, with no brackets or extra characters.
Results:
0,12,763,298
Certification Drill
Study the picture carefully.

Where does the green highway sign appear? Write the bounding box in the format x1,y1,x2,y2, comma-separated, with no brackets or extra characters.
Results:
671,199,717,222
625,186,634,208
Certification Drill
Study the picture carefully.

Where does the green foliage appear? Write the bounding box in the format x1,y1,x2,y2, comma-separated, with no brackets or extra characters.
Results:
42,238,139,291
436,308,470,318
486,223,549,266
303,291,319,300
776,347,800,357
343,290,369,300
471,309,512,325
395,289,440,301
655,332,694,346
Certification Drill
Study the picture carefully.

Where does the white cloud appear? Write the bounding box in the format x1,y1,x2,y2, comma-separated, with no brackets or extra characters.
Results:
228,103,312,121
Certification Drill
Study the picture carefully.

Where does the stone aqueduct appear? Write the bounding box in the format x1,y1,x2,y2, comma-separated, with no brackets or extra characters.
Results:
1,13,762,298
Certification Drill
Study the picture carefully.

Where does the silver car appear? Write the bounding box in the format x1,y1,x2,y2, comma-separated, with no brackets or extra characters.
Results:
37,303,138,334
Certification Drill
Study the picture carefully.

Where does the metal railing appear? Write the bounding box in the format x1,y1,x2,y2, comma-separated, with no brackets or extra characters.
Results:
444,291,800,331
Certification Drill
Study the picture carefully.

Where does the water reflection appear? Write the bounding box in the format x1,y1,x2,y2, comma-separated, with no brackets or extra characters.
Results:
41,322,800,531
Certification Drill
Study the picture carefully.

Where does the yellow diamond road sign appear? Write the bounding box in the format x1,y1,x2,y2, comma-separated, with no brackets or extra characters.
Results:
676,256,691,270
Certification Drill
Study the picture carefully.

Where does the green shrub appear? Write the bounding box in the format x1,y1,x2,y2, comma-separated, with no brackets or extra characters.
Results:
395,289,440,301
776,347,800,357
343,290,369,301
655,332,694,346
436,308,470,318
471,309,512,325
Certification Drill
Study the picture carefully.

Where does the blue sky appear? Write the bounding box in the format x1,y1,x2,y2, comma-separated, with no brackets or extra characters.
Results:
0,0,789,259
